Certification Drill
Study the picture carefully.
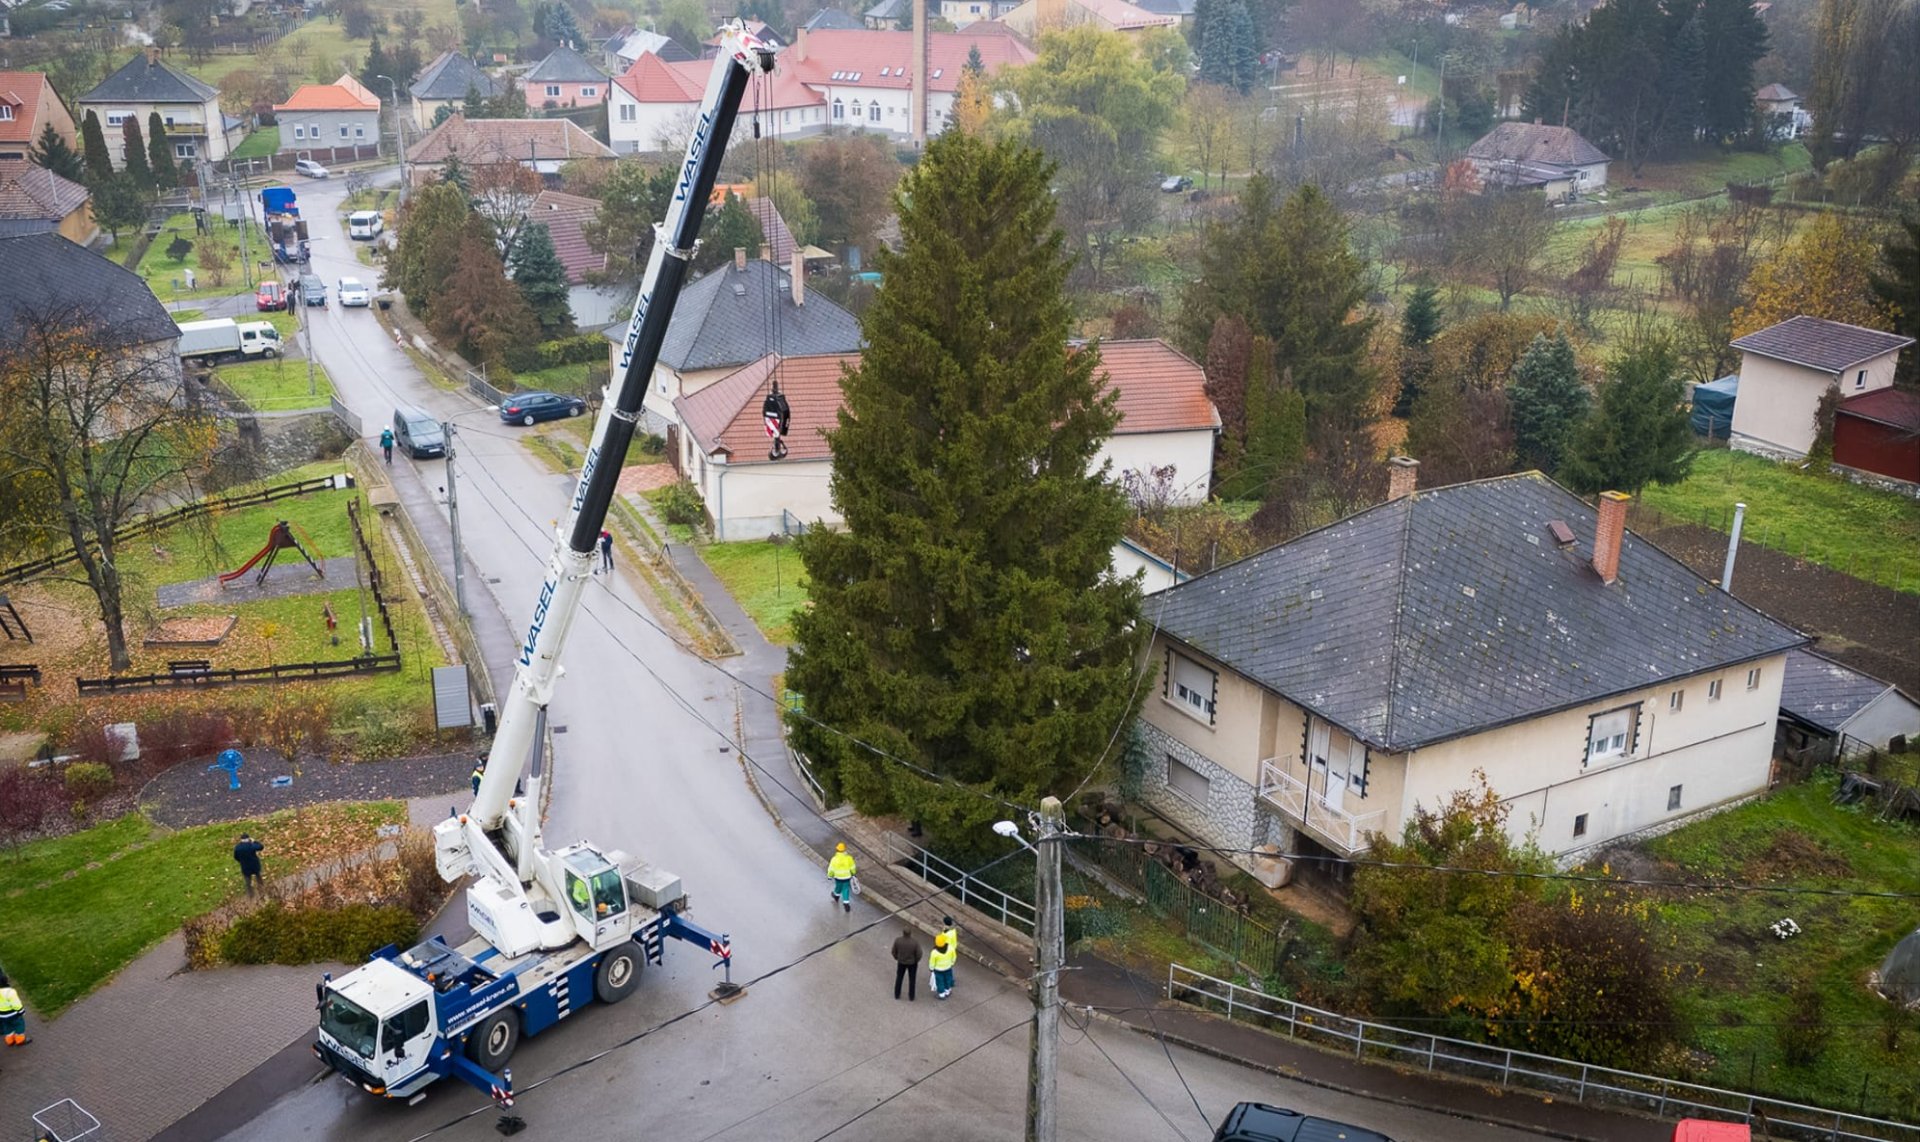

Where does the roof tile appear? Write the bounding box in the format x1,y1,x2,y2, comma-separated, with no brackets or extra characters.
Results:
405,114,615,164
78,53,219,106
1466,122,1610,168
1731,315,1913,374
0,72,57,147
1779,649,1900,735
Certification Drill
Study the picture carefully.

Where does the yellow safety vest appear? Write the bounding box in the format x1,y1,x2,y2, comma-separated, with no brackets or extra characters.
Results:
929,946,956,972
827,852,856,880
0,987,22,1015
940,926,959,957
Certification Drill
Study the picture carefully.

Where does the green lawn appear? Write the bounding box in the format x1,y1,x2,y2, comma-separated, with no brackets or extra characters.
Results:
214,356,335,411
0,802,403,1013
701,540,811,645
231,126,280,160
133,213,258,303
1640,449,1920,594
1642,774,1920,1116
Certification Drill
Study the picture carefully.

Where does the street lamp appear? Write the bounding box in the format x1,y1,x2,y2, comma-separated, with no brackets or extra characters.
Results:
995,796,1065,1142
377,74,408,202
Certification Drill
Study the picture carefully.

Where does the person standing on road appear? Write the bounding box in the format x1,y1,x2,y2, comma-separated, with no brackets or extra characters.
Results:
379,427,394,464
891,927,921,1001
929,933,957,1000
827,842,856,912
598,528,614,573
471,757,486,795
233,832,265,895
0,970,29,1046
940,915,959,962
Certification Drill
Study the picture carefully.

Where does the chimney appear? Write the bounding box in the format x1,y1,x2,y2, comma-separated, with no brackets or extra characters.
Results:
1386,456,1419,501
1592,491,1630,585
910,0,929,145
792,27,808,63
758,241,772,264
790,250,806,307
733,247,747,272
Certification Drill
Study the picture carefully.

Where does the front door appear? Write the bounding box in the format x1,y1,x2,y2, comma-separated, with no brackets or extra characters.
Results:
1309,719,1354,813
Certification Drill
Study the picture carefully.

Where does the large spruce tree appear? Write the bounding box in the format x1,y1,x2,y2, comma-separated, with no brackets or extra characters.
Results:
1508,332,1590,474
1562,339,1695,495
29,124,86,182
786,132,1146,843
80,111,114,185
508,222,574,336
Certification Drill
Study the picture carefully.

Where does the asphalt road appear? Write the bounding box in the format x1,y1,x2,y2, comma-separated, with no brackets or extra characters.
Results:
216,170,1555,1142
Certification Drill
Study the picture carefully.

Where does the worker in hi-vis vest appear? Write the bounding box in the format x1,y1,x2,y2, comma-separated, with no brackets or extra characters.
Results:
827,842,856,913
0,970,29,1046
929,934,957,1000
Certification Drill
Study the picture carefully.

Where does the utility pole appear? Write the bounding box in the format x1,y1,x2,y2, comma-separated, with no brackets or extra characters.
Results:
1028,795,1065,1142
304,302,317,396
443,420,469,616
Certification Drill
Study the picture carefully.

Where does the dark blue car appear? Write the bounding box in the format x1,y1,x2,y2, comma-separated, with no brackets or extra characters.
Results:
498,391,587,426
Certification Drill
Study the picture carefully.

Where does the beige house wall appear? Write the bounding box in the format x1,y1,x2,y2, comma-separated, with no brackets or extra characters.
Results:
1731,350,1899,457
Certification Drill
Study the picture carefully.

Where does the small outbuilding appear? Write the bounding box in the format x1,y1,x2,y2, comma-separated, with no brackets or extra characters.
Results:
1777,648,1920,759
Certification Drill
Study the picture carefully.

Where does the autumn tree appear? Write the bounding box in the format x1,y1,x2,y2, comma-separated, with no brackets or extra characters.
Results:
196,235,235,287
1507,333,1590,474
693,192,764,274
1404,371,1514,487
1204,315,1253,488
1180,82,1236,191
1656,200,1788,382
1731,212,1894,337
429,229,540,367
583,158,674,281
1871,214,1920,388
797,134,901,250
1562,338,1695,495
1806,0,1919,171
1446,189,1557,312
469,161,544,259
785,131,1145,844
0,300,216,671
384,181,473,314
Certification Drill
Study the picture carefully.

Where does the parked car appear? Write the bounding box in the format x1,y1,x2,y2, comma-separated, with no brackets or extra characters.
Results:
298,274,326,307
337,277,370,307
392,406,444,459
1161,174,1194,193
498,391,588,426
346,210,384,239
294,158,330,179
1212,1103,1394,1142
255,280,287,311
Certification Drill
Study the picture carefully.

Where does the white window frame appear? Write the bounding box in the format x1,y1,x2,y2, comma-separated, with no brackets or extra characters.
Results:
293,125,306,140
107,111,129,127
1855,369,1867,389
618,103,636,122
833,100,845,120
1668,689,1684,712
1708,678,1723,701
174,141,196,158
546,84,563,98
869,103,881,122
581,86,597,98
354,125,365,139
1586,704,1637,765
338,124,350,139
0,105,13,121
1166,755,1210,806
1166,652,1216,724
1747,667,1761,690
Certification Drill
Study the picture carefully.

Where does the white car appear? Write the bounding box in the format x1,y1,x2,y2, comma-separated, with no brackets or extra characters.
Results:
294,158,330,179
338,277,371,307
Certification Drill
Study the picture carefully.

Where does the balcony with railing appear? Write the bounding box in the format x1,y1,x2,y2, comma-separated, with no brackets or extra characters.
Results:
1257,758,1389,855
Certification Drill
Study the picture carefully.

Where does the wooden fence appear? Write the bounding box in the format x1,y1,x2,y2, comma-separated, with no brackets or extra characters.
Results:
0,474,349,587
75,654,400,693
347,498,401,654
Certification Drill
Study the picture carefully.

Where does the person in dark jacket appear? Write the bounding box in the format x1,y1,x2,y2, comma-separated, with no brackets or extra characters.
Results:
891,927,922,1001
233,832,265,894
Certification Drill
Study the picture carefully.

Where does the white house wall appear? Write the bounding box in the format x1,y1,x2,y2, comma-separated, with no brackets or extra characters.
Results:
1732,351,1899,458
88,98,229,164
1097,428,1215,505
695,456,836,540
1843,689,1920,750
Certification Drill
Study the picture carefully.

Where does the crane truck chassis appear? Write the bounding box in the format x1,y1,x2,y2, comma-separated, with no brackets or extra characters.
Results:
311,22,774,1111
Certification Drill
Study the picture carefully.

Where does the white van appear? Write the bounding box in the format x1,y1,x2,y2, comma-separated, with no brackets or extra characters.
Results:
347,211,384,240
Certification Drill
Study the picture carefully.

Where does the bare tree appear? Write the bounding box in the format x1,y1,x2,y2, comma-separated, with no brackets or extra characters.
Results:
0,302,216,671
467,160,544,259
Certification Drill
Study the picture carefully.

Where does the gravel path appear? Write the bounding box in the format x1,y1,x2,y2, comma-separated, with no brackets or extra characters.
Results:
155,555,361,608
140,750,475,828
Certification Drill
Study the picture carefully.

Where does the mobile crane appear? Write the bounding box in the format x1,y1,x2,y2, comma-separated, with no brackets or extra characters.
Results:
311,24,776,1111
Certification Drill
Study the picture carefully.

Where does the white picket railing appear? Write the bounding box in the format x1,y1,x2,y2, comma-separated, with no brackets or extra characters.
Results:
1256,758,1388,854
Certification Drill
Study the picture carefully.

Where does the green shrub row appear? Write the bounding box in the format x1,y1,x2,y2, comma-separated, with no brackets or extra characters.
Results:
535,334,609,370
219,901,418,966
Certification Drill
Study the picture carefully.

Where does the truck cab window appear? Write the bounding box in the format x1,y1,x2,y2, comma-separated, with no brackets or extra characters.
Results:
381,1000,430,1054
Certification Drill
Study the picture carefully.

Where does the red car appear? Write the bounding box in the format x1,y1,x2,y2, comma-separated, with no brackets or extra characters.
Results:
255,281,287,311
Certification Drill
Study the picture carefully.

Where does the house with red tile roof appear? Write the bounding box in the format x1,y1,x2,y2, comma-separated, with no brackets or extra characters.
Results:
609,26,1035,153
670,338,1217,539
0,158,94,243
0,72,77,163
272,75,381,155
526,188,629,329
999,0,1179,35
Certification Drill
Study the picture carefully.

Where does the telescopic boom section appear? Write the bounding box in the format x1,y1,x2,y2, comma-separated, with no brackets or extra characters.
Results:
469,26,776,839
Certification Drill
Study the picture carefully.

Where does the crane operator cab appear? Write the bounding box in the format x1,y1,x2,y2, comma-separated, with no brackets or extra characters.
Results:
560,846,630,947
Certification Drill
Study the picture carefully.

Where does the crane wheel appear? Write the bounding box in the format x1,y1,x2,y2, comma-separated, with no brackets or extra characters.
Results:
595,947,641,1004
466,1009,519,1070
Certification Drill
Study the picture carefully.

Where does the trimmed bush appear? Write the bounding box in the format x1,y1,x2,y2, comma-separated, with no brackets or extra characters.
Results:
658,479,706,526
219,900,418,966
536,334,610,369
63,762,114,802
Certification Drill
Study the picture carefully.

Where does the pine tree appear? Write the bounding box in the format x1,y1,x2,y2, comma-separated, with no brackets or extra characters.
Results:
1562,339,1695,495
693,192,763,273
1395,283,1442,417
785,131,1145,843
1508,333,1589,474
146,112,178,189
28,124,86,182
80,111,114,185
463,84,489,119
360,34,392,96
1237,343,1308,501
1869,214,1920,389
440,154,471,195
122,118,152,189
510,222,574,336
966,43,985,75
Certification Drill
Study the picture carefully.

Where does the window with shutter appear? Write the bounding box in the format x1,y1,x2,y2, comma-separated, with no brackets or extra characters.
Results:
1585,704,1640,764
1166,756,1210,805
1167,653,1216,725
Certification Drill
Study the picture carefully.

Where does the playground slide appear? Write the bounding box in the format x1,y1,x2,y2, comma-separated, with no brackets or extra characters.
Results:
218,540,277,585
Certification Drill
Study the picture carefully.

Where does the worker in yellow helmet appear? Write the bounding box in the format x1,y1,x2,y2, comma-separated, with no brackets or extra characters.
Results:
827,842,857,913
928,933,957,1000
0,970,29,1046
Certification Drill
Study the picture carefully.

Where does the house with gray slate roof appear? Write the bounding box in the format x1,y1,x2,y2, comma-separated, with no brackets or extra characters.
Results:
410,51,504,130
1135,463,1806,873
77,49,233,166
1777,650,1920,757
603,248,863,439
1465,121,1609,201
520,45,608,112
1728,315,1913,460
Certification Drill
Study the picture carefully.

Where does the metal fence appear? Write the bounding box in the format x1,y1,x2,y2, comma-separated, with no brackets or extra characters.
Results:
467,369,512,408
1167,965,1920,1142
1079,839,1286,977
788,747,827,809
781,509,810,538
881,831,1037,935
329,395,363,437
